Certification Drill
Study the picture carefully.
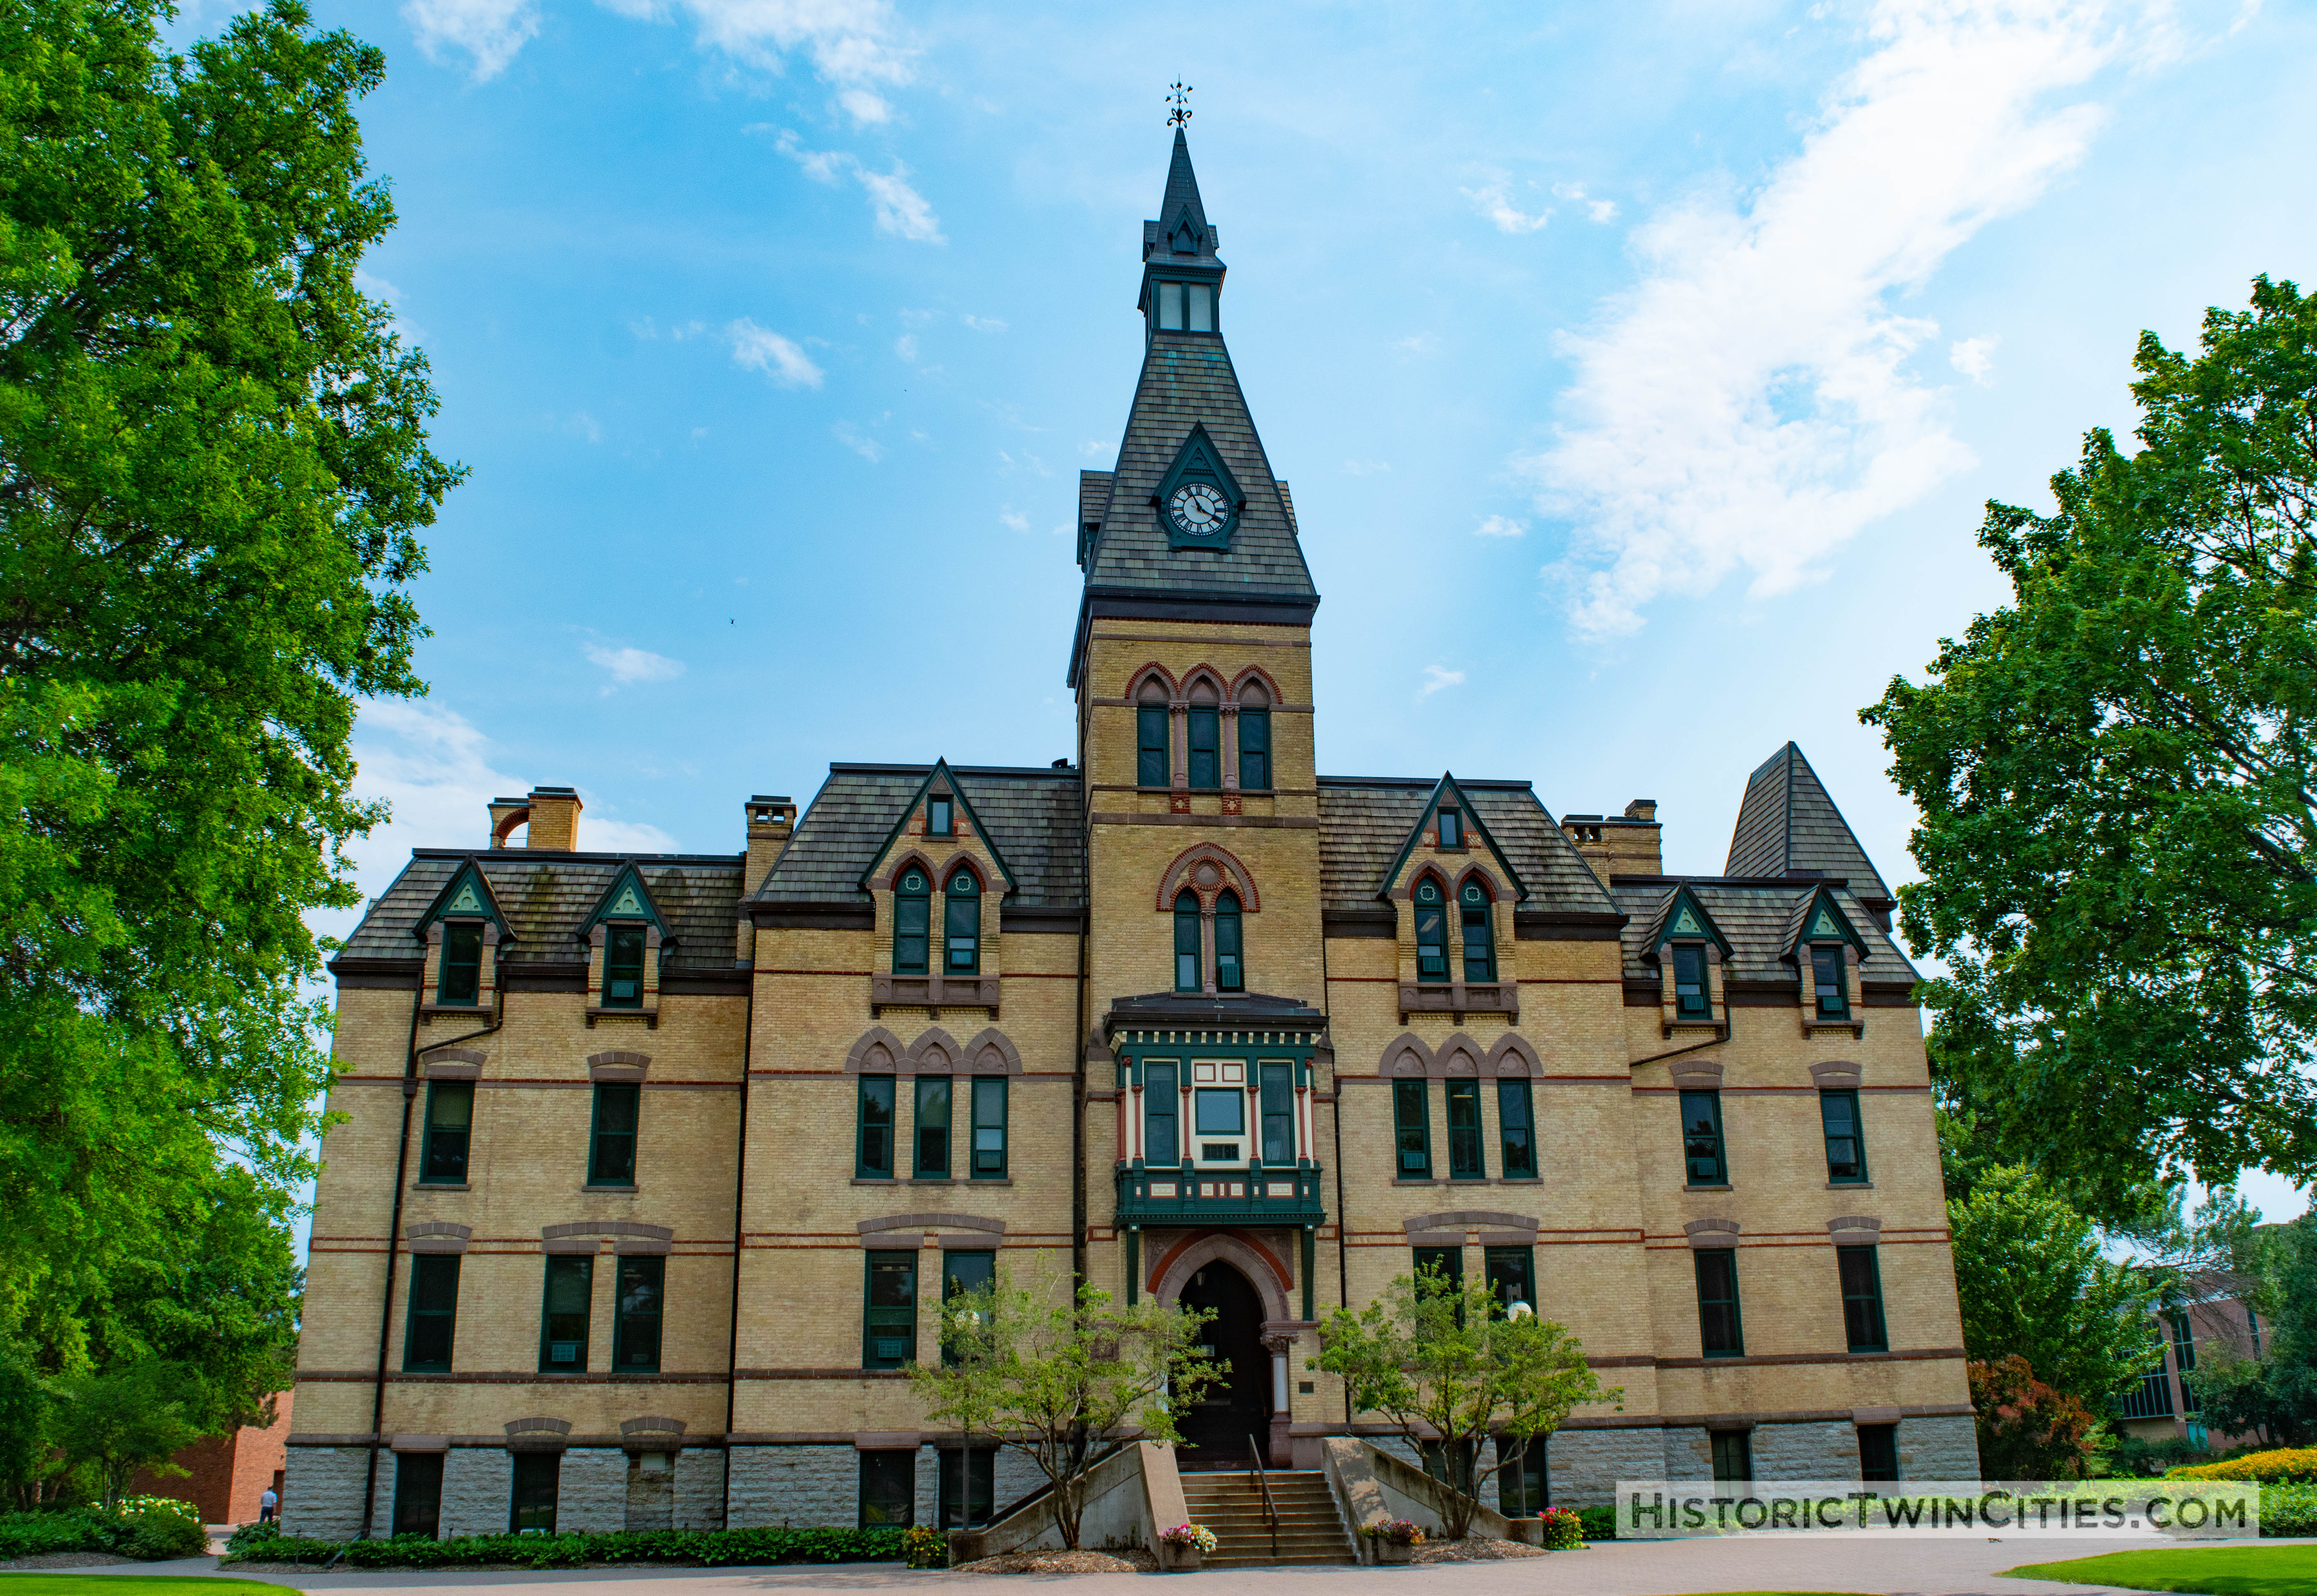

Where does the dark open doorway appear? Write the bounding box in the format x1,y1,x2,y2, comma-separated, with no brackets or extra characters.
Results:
1174,1261,1269,1470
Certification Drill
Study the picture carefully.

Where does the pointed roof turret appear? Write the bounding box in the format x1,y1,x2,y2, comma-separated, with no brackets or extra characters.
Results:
1724,742,1895,921
1149,127,1217,265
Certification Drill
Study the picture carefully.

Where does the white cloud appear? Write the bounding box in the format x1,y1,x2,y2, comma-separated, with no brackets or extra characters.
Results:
768,131,943,243
1419,665,1466,697
962,314,1007,333
1521,0,2129,639
404,0,538,80
584,641,686,693
1475,514,1527,538
834,422,884,462
1554,182,1620,223
1463,179,1550,234
1343,459,1389,476
837,88,891,125
999,506,1029,531
726,318,824,388
1950,334,1999,383
895,333,918,362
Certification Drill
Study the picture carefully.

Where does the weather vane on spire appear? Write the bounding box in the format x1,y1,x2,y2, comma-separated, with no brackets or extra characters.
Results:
1167,81,1193,128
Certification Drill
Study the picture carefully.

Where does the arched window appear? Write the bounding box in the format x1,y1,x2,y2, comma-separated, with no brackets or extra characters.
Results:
1136,678,1170,788
1214,891,1243,992
1460,880,1494,982
1186,680,1221,790
893,867,930,974
1413,878,1448,982
1174,891,1202,992
1236,681,1271,791
944,869,980,975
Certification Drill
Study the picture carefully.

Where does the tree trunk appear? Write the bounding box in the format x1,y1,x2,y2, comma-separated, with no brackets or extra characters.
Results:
1055,1476,1083,1549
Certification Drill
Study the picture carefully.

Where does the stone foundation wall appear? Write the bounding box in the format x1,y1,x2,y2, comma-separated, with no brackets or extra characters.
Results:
674,1449,727,1530
1546,1427,1669,1508
440,1447,513,1538
728,1444,857,1528
1897,1414,1979,1479
1659,1427,1713,1481
1752,1420,1863,1480
557,1447,628,1534
281,1446,367,1540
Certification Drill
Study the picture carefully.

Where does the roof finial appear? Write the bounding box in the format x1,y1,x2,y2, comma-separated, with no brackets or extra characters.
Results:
1166,81,1193,128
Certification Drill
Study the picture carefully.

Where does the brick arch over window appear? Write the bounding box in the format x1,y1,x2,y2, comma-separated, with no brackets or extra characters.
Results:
1379,1033,1433,1078
1437,1032,1485,1077
1155,842,1261,913
1150,1230,1294,1322
1485,1034,1542,1076
1129,663,1178,703
1400,864,1454,904
907,1027,962,1073
1229,665,1283,706
1182,668,1225,704
1452,863,1509,901
932,853,988,891
879,850,942,893
845,1026,908,1073
962,1027,1022,1075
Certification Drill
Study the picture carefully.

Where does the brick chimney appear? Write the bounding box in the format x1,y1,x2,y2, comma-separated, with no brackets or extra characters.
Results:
743,795,796,896
1561,798,1662,879
523,786,583,851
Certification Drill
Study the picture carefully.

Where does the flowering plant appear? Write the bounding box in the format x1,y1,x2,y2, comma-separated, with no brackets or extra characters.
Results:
1362,1518,1425,1546
902,1525,950,1569
1539,1507,1583,1550
1158,1522,1217,1552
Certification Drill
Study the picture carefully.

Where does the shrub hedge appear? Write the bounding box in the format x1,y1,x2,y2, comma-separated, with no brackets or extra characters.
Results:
0,1498,210,1562
2262,1483,2317,1536
1576,1504,1616,1542
219,1522,909,1569
2170,1448,2317,1484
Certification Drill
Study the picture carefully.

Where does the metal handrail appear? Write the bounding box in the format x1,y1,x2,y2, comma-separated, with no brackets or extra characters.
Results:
1248,1433,1279,1559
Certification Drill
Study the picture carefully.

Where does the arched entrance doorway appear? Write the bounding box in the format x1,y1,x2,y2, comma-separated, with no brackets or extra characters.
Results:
1173,1261,1269,1469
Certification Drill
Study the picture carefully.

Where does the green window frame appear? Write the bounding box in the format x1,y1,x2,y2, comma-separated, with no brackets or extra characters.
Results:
940,1448,996,1529
1137,705,1170,788
928,795,954,836
403,1254,460,1373
392,1450,444,1539
859,1449,916,1527
1671,942,1710,1018
438,921,483,1006
1811,942,1849,1018
941,1249,995,1367
1187,704,1220,789
1497,1436,1546,1516
863,1251,917,1370
1413,1245,1463,1294
1258,1062,1292,1165
1460,881,1494,981
420,1080,473,1185
1838,1245,1887,1353
1393,1078,1432,1179
1497,1078,1537,1179
1710,1429,1751,1484
1820,1089,1868,1183
970,1077,1006,1179
915,1076,952,1178
613,1254,664,1373
1446,1078,1485,1179
1484,1244,1534,1314
1681,1089,1726,1185
1413,879,1448,982
1858,1423,1899,1483
1193,1087,1243,1160
893,868,930,974
510,1451,559,1534
588,1082,639,1186
1237,707,1270,790
603,923,646,1007
1144,1062,1179,1166
1173,891,1202,991
943,870,979,975
1694,1248,1743,1357
857,1075,896,1178
1437,808,1463,849
1213,891,1243,992
2172,1311,2201,1416
539,1254,593,1373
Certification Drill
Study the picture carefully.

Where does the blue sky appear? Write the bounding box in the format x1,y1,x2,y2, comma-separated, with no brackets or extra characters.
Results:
243,0,2311,1221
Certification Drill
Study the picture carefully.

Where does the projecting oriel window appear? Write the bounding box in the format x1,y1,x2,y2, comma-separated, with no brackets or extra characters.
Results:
1259,1062,1293,1165
1194,1087,1243,1162
1144,1062,1179,1166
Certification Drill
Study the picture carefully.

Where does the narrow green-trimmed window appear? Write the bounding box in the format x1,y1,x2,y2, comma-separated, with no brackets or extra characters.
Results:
1437,808,1463,849
1187,704,1220,789
1710,1429,1751,1484
942,1249,995,1367
863,1252,916,1369
1237,707,1271,790
604,924,646,1007
1214,891,1243,992
1137,704,1170,787
403,1254,459,1373
857,1076,896,1178
1460,882,1495,981
1144,1063,1179,1166
420,1080,473,1185
1393,1079,1431,1178
893,869,930,974
944,870,979,975
539,1255,592,1373
1497,1436,1546,1516
1413,1244,1462,1294
1858,1424,1899,1483
1173,891,1202,991
613,1254,663,1373
1484,1245,1533,1314
1498,1078,1537,1179
1258,1062,1293,1165
1821,1090,1868,1183
438,921,483,1006
1414,879,1448,982
1695,1249,1743,1357
1681,1089,1727,1185
588,1083,638,1186
970,1077,1006,1179
1156,280,1185,331
510,1452,559,1534
859,1450,916,1527
393,1451,444,1538
1812,943,1849,1018
1671,943,1710,1018
1446,1079,1485,1179
1838,1245,1887,1353
940,1449,996,1528
928,795,953,836
915,1076,952,1177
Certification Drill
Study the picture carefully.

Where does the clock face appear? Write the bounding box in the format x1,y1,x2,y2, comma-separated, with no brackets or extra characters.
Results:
1169,482,1231,535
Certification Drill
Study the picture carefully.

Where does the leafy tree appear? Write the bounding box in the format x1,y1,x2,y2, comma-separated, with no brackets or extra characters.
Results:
1311,1265,1616,1540
0,0,454,1387
2177,1214,2317,1447
0,1342,57,1508
909,1269,1221,1550
1948,1166,2164,1407
55,1361,202,1510
1969,1355,2104,1480
1866,276,2317,1218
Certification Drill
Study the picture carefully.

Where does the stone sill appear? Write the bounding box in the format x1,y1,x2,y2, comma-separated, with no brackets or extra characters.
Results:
412,1182,470,1193
1828,1181,1874,1191
584,1185,638,1194
1684,1184,1733,1193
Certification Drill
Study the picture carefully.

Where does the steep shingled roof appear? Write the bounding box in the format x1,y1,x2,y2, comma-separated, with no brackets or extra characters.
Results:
1723,742,1895,907
1611,878,1917,987
1315,778,1616,915
751,764,1086,908
340,853,744,970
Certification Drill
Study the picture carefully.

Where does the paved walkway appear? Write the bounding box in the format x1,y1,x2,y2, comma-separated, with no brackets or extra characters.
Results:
68,1537,2309,1596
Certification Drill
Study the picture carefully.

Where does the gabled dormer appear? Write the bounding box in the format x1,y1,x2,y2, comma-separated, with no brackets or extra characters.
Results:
1154,424,1245,552
860,760,1014,1019
1787,886,1867,1037
1644,885,1731,1039
581,863,669,1028
415,859,508,1020
1381,774,1525,1022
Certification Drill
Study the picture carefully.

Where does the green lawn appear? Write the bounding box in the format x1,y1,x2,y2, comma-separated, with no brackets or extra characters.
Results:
0,1580,296,1596
2003,1546,2317,1594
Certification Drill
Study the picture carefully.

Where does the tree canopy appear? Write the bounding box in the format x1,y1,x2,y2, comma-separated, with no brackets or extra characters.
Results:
1867,276,2317,1216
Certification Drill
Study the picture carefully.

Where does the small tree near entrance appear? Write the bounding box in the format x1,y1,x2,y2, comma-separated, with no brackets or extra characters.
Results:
1312,1265,1617,1540
909,1267,1222,1549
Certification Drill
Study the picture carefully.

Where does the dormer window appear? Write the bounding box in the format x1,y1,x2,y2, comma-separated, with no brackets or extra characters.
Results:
1438,809,1463,849
1811,943,1849,1018
944,869,980,974
928,795,954,837
1414,879,1448,982
439,922,483,1006
1671,943,1710,1019
1460,881,1495,982
893,869,930,974
1152,281,1214,333
604,925,646,1008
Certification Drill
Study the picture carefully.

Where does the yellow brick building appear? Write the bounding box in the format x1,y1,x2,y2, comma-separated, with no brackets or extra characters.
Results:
286,130,1976,1541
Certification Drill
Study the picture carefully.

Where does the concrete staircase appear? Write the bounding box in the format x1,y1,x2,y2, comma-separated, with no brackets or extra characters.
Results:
1178,1468,1357,1568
